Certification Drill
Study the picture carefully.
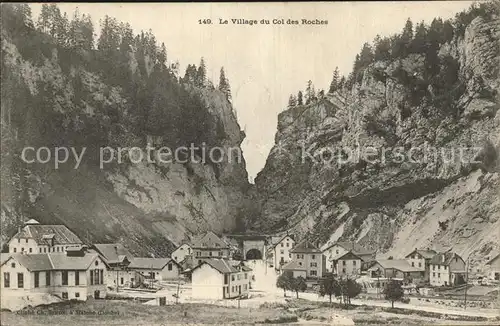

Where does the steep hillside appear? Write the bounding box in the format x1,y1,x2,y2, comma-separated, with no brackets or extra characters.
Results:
253,6,500,269
0,4,252,256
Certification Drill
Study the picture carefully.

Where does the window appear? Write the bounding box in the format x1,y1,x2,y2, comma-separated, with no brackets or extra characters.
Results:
39,248,42,253
411,262,414,267
11,263,15,268
438,273,441,278
243,284,247,290
418,262,422,268
90,270,94,285
95,261,99,266
121,277,124,285
342,268,346,273
3,273,10,288
280,250,284,254
286,243,289,247
56,247,59,252
168,263,172,271
44,248,47,253
62,271,68,285
17,273,24,288
29,248,32,253
343,260,346,266
34,272,39,288
26,239,28,243
21,248,24,252
433,265,435,270
312,255,316,259
209,251,213,257
237,274,241,280
62,292,68,299
289,253,291,258
336,250,339,254
298,262,303,266
353,260,356,266
231,275,235,281
18,238,20,243
310,270,317,276
75,292,80,298
218,251,222,257
244,273,248,279
433,272,435,277
310,262,317,267
13,248,16,253
281,243,284,247
224,274,229,284
46,272,50,286
443,266,447,270
438,265,440,270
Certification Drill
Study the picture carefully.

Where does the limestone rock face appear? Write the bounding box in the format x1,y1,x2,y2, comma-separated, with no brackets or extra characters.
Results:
253,16,500,269
0,31,251,256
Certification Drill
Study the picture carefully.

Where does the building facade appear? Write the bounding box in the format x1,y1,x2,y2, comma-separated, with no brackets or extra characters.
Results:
335,251,362,277
322,241,374,273
485,253,500,281
266,235,295,270
191,259,252,300
191,232,230,265
171,244,192,263
0,249,108,300
404,249,436,282
8,219,83,255
287,240,325,279
429,252,466,287
128,258,181,281
369,259,424,283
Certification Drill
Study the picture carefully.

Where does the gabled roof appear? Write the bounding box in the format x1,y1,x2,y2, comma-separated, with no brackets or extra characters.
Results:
282,260,307,271
267,235,294,250
290,239,321,254
324,241,373,255
14,224,83,245
191,231,229,249
429,252,464,266
92,243,133,264
1,251,106,271
375,259,423,272
25,219,40,225
405,249,437,259
191,258,238,274
128,257,178,270
337,251,363,261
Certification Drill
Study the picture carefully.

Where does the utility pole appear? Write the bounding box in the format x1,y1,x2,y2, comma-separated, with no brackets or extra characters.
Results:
116,269,119,293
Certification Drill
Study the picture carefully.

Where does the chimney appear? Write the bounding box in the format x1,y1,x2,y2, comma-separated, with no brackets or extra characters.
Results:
441,255,445,263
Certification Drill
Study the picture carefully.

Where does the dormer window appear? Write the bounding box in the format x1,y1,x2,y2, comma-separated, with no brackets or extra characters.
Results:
25,239,28,243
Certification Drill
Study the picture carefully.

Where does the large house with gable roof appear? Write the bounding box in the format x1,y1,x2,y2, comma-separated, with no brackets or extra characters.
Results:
1,245,108,300
191,258,252,299
283,239,326,279
8,219,83,255
191,231,230,265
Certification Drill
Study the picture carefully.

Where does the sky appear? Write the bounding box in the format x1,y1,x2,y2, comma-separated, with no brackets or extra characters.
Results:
30,2,474,182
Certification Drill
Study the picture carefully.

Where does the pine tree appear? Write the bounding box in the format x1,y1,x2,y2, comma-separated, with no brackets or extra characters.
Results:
297,91,303,105
287,94,297,109
305,80,314,104
218,67,231,101
196,57,207,87
329,67,340,93
37,4,50,33
158,42,167,68
338,76,346,90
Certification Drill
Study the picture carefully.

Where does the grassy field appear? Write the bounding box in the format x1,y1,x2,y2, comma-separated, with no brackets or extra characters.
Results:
0,299,297,325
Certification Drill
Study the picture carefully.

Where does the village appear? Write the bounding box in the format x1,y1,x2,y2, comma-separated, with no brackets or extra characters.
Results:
1,218,499,323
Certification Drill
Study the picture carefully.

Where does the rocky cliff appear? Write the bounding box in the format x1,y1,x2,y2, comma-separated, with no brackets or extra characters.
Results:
0,5,252,255
254,13,500,269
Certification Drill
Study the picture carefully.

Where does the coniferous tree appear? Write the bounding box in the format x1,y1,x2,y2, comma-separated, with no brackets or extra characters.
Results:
196,57,207,87
37,4,51,33
305,80,314,104
287,94,297,109
218,67,231,101
329,67,340,93
297,91,303,105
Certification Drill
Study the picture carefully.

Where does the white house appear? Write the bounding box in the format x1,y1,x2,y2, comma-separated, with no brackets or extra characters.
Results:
128,258,181,281
266,235,295,270
335,251,363,277
0,247,108,301
191,258,252,300
485,253,500,281
8,219,83,255
322,241,375,273
429,252,466,287
171,243,192,264
283,240,325,279
404,248,437,282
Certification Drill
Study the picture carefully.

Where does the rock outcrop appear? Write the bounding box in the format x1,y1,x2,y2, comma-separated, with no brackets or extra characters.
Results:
253,15,500,269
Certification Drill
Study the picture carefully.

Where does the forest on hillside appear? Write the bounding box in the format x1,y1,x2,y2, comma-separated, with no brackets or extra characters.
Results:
288,1,498,121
